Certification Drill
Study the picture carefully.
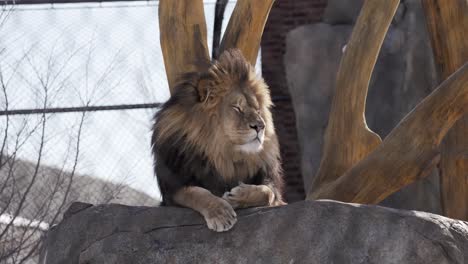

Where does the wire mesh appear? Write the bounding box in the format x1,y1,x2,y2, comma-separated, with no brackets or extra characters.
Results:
0,1,239,263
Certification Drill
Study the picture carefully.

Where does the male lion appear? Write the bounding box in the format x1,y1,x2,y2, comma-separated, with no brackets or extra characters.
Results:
152,49,284,232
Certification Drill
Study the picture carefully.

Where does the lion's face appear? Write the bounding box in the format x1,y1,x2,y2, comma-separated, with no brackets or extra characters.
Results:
185,49,273,155
155,49,274,159
220,89,266,153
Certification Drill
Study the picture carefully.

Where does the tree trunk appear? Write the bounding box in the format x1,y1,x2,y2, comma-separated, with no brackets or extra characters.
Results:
218,0,274,65
159,0,211,93
307,0,400,197
159,0,273,92
422,0,468,221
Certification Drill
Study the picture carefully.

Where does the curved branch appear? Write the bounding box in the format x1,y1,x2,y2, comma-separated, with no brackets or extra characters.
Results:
159,0,211,93
308,0,400,196
218,0,274,65
310,63,468,203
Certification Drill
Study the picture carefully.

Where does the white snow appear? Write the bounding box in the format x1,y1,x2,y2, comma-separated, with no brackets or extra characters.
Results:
0,213,49,231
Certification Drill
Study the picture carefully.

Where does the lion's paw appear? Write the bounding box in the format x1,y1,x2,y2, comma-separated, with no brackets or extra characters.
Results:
203,199,237,232
223,183,269,209
223,184,248,208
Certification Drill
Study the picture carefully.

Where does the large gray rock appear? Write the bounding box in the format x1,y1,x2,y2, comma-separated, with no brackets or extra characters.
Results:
323,0,406,25
322,0,364,24
285,0,440,213
40,201,468,264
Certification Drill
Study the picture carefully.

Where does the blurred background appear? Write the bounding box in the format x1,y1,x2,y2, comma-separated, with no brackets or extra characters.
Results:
0,0,440,263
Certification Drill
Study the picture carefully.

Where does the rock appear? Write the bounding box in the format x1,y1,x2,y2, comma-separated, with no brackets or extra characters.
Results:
322,0,364,24
63,202,93,220
284,0,440,213
284,23,351,192
39,201,468,264
322,0,406,25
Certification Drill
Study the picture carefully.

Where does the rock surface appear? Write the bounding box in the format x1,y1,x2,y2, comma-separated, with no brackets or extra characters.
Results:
322,0,364,24
40,201,468,264
284,0,441,213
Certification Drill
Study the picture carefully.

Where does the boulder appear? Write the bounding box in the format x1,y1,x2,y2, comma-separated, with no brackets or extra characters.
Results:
40,201,468,264
284,0,440,213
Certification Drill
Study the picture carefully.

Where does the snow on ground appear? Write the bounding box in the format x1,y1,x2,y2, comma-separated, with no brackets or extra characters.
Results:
0,213,49,231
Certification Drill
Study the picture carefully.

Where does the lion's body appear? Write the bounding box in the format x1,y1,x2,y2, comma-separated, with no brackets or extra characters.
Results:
151,49,284,231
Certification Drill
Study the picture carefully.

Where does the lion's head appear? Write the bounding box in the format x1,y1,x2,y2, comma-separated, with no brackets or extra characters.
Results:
153,49,279,180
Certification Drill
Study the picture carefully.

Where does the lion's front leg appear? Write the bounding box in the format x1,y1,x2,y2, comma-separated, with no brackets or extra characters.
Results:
223,183,281,209
173,186,237,232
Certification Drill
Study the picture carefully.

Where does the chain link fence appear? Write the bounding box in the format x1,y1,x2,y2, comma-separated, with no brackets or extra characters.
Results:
0,1,238,263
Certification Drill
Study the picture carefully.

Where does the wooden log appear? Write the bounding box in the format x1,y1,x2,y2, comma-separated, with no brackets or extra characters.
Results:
159,0,211,93
309,63,468,203
218,0,274,65
422,0,468,220
307,0,400,196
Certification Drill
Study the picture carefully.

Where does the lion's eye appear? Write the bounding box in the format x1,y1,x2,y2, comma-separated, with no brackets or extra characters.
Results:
233,106,242,113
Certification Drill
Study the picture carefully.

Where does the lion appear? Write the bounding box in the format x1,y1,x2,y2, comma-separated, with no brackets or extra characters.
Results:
151,49,285,232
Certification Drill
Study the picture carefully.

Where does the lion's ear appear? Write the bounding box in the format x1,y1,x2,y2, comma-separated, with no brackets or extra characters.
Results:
196,77,212,103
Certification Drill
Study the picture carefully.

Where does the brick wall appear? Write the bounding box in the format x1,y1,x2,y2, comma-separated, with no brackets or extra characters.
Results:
261,0,327,202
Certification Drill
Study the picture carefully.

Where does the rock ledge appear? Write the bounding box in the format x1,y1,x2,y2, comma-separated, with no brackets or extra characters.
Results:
40,200,468,264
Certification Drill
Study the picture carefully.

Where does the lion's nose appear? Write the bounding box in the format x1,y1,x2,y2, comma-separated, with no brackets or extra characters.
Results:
249,122,265,133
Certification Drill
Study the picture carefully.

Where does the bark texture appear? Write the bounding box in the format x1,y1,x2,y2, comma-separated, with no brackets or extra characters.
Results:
219,0,274,65
308,0,400,197
422,0,468,220
310,63,468,203
159,0,210,92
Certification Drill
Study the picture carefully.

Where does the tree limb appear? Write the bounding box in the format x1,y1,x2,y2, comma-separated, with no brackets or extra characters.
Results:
159,0,211,93
308,0,400,196
218,0,274,65
310,63,468,203
212,0,228,60
422,0,468,220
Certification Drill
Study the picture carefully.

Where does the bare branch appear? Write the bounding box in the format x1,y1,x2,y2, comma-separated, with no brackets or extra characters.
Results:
0,65,10,168
0,106,46,242
0,53,50,242
48,111,86,225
